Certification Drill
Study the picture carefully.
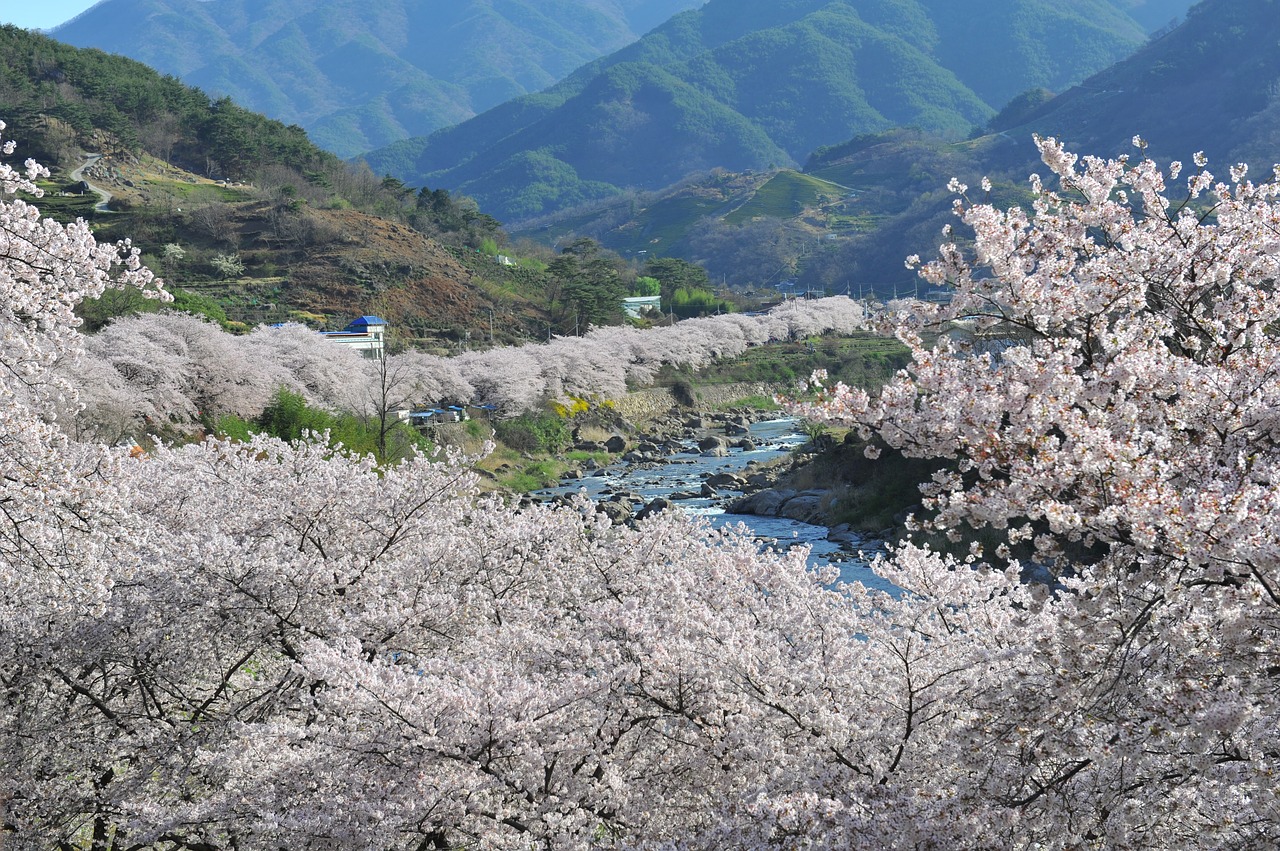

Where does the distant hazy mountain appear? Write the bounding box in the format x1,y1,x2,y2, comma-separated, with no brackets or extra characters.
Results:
364,0,1193,223
800,0,1280,295
52,0,706,157
995,0,1278,167
1112,0,1200,32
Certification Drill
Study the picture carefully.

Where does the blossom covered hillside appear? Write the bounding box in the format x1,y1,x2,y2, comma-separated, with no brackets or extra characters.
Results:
3,118,1279,850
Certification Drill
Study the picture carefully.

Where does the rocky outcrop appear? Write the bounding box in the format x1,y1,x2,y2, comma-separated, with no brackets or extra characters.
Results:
596,501,633,525
729,488,831,524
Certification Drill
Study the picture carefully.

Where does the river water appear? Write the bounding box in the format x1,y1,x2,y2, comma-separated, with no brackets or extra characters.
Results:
545,418,897,595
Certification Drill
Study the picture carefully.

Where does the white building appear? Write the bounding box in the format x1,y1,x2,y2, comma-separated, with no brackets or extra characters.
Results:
622,296,662,318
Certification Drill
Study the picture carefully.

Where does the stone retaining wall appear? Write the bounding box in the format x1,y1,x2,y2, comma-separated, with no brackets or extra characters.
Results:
612,382,783,422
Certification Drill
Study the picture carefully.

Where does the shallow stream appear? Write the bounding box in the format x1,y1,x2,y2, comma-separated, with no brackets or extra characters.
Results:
544,418,897,594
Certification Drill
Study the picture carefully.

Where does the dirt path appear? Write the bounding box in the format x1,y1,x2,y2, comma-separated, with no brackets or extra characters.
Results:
69,154,113,213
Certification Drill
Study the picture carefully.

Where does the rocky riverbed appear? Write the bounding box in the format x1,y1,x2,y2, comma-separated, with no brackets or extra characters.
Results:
538,407,893,590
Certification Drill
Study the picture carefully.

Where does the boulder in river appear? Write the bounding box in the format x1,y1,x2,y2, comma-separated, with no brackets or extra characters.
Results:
705,472,747,490
826,524,862,546
635,497,674,521
697,435,726,452
596,501,633,526
730,489,797,516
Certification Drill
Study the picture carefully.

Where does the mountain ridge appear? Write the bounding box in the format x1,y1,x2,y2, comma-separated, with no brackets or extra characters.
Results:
364,0,1190,224
52,0,708,157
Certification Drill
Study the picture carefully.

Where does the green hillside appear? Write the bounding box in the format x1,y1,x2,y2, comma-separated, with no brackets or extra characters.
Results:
51,0,707,158
365,0,1187,224
1002,0,1280,166
0,25,550,339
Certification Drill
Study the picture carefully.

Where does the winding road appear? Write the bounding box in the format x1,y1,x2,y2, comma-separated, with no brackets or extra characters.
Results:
69,154,113,213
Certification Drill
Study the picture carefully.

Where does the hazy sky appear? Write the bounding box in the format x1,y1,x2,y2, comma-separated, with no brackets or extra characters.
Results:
0,0,100,31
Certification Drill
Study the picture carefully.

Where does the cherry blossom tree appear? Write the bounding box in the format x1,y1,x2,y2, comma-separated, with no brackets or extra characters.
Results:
0,120,163,843
792,136,1280,848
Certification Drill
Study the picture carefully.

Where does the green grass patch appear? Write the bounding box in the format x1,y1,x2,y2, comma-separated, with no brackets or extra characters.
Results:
140,178,253,203
685,333,910,391
725,394,781,411
608,194,730,255
726,171,846,224
564,449,611,464
500,459,565,493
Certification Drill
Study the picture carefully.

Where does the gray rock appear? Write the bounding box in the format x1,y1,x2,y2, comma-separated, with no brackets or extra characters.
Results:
779,492,826,522
826,524,862,545
732,489,796,516
605,435,628,453
636,497,674,521
697,435,726,452
596,501,633,525
705,472,747,489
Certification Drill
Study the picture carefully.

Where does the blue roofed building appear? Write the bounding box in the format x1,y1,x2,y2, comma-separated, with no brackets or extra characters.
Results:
322,315,388,359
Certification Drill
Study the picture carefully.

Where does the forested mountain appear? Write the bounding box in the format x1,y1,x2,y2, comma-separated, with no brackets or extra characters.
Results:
0,25,338,186
51,0,706,157
1114,0,1199,31
364,0,1193,223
